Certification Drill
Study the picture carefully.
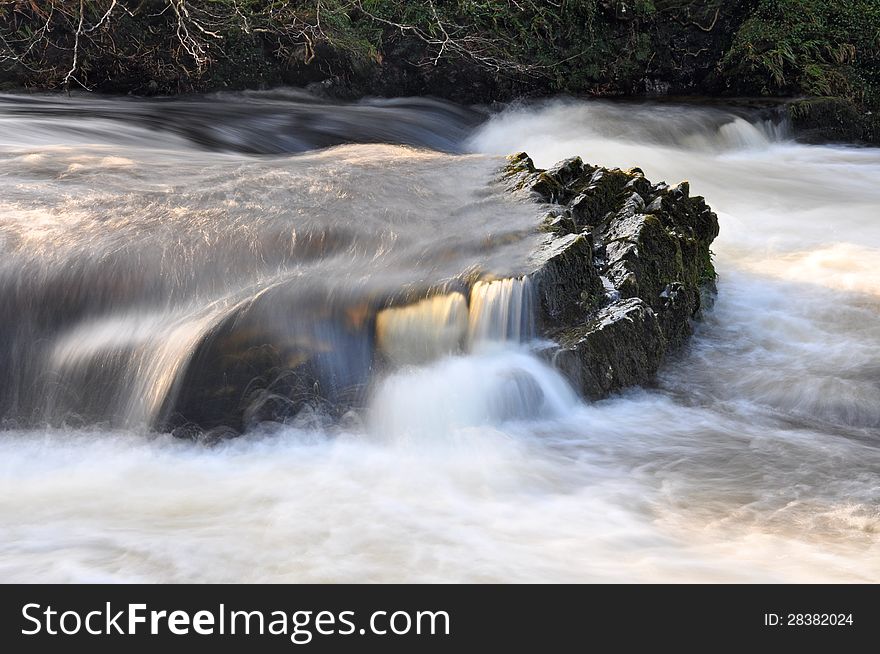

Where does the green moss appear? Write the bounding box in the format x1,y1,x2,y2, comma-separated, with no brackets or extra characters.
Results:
698,247,717,286
505,152,536,173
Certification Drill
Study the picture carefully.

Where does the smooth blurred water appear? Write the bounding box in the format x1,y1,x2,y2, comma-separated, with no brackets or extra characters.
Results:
0,93,878,582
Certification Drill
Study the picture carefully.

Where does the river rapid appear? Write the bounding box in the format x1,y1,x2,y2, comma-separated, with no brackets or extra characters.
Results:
0,91,878,582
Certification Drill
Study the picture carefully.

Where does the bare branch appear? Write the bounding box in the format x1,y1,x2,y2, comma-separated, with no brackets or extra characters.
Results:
62,0,88,89
85,0,118,34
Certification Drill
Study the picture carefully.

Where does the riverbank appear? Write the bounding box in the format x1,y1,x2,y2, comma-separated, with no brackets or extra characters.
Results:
1,1,877,144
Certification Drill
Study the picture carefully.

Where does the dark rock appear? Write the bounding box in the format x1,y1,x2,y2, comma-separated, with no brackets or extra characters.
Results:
527,172,565,203
551,298,665,399
159,288,375,433
529,232,604,327
504,151,719,397
546,156,587,189
541,210,578,236
569,168,636,228
788,97,880,146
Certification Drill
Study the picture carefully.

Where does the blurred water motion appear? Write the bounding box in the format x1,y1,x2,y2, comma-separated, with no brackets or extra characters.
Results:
0,91,878,582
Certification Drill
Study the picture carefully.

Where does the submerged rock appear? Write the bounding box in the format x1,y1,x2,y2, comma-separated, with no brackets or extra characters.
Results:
505,152,718,398
160,288,376,435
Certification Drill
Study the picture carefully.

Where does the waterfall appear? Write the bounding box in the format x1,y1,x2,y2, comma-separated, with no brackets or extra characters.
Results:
43,298,247,429
375,293,469,365
375,276,536,368
467,276,535,347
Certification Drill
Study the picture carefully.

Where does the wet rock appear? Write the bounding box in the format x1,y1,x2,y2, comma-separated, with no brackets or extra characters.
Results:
527,171,565,203
546,156,587,189
502,152,537,186
529,232,604,326
569,168,635,228
552,298,665,399
541,210,577,236
503,151,719,397
160,287,375,433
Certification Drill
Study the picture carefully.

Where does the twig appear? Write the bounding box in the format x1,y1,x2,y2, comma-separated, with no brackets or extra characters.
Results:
62,0,86,88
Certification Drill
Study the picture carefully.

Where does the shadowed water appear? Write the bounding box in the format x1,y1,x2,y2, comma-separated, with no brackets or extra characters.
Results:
0,92,878,582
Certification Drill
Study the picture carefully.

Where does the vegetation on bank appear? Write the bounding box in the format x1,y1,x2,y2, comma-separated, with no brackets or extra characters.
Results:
721,0,880,142
1,1,878,142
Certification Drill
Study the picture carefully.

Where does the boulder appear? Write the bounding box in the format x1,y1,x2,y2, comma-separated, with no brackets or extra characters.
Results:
504,152,718,397
544,298,665,399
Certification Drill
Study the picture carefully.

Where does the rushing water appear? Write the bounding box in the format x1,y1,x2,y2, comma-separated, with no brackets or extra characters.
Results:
0,92,878,582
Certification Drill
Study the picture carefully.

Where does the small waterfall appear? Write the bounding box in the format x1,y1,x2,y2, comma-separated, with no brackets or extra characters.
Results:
44,301,240,429
370,349,579,444
468,276,535,347
712,117,788,150
375,276,536,367
375,292,469,365
28,276,539,430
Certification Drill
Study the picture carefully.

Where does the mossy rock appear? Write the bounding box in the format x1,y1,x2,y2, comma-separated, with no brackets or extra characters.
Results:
505,151,720,399
788,98,880,145
529,232,604,327
549,298,666,399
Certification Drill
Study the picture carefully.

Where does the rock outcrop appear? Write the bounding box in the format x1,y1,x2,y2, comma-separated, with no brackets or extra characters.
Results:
162,152,718,437
504,152,719,399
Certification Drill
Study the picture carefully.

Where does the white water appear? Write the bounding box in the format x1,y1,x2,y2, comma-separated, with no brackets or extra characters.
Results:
1,96,879,582
468,277,535,347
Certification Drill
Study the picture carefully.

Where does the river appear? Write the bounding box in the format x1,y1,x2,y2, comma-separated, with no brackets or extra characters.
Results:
0,91,878,582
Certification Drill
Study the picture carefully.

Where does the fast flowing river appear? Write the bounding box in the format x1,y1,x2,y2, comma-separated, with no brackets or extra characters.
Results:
0,91,878,582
